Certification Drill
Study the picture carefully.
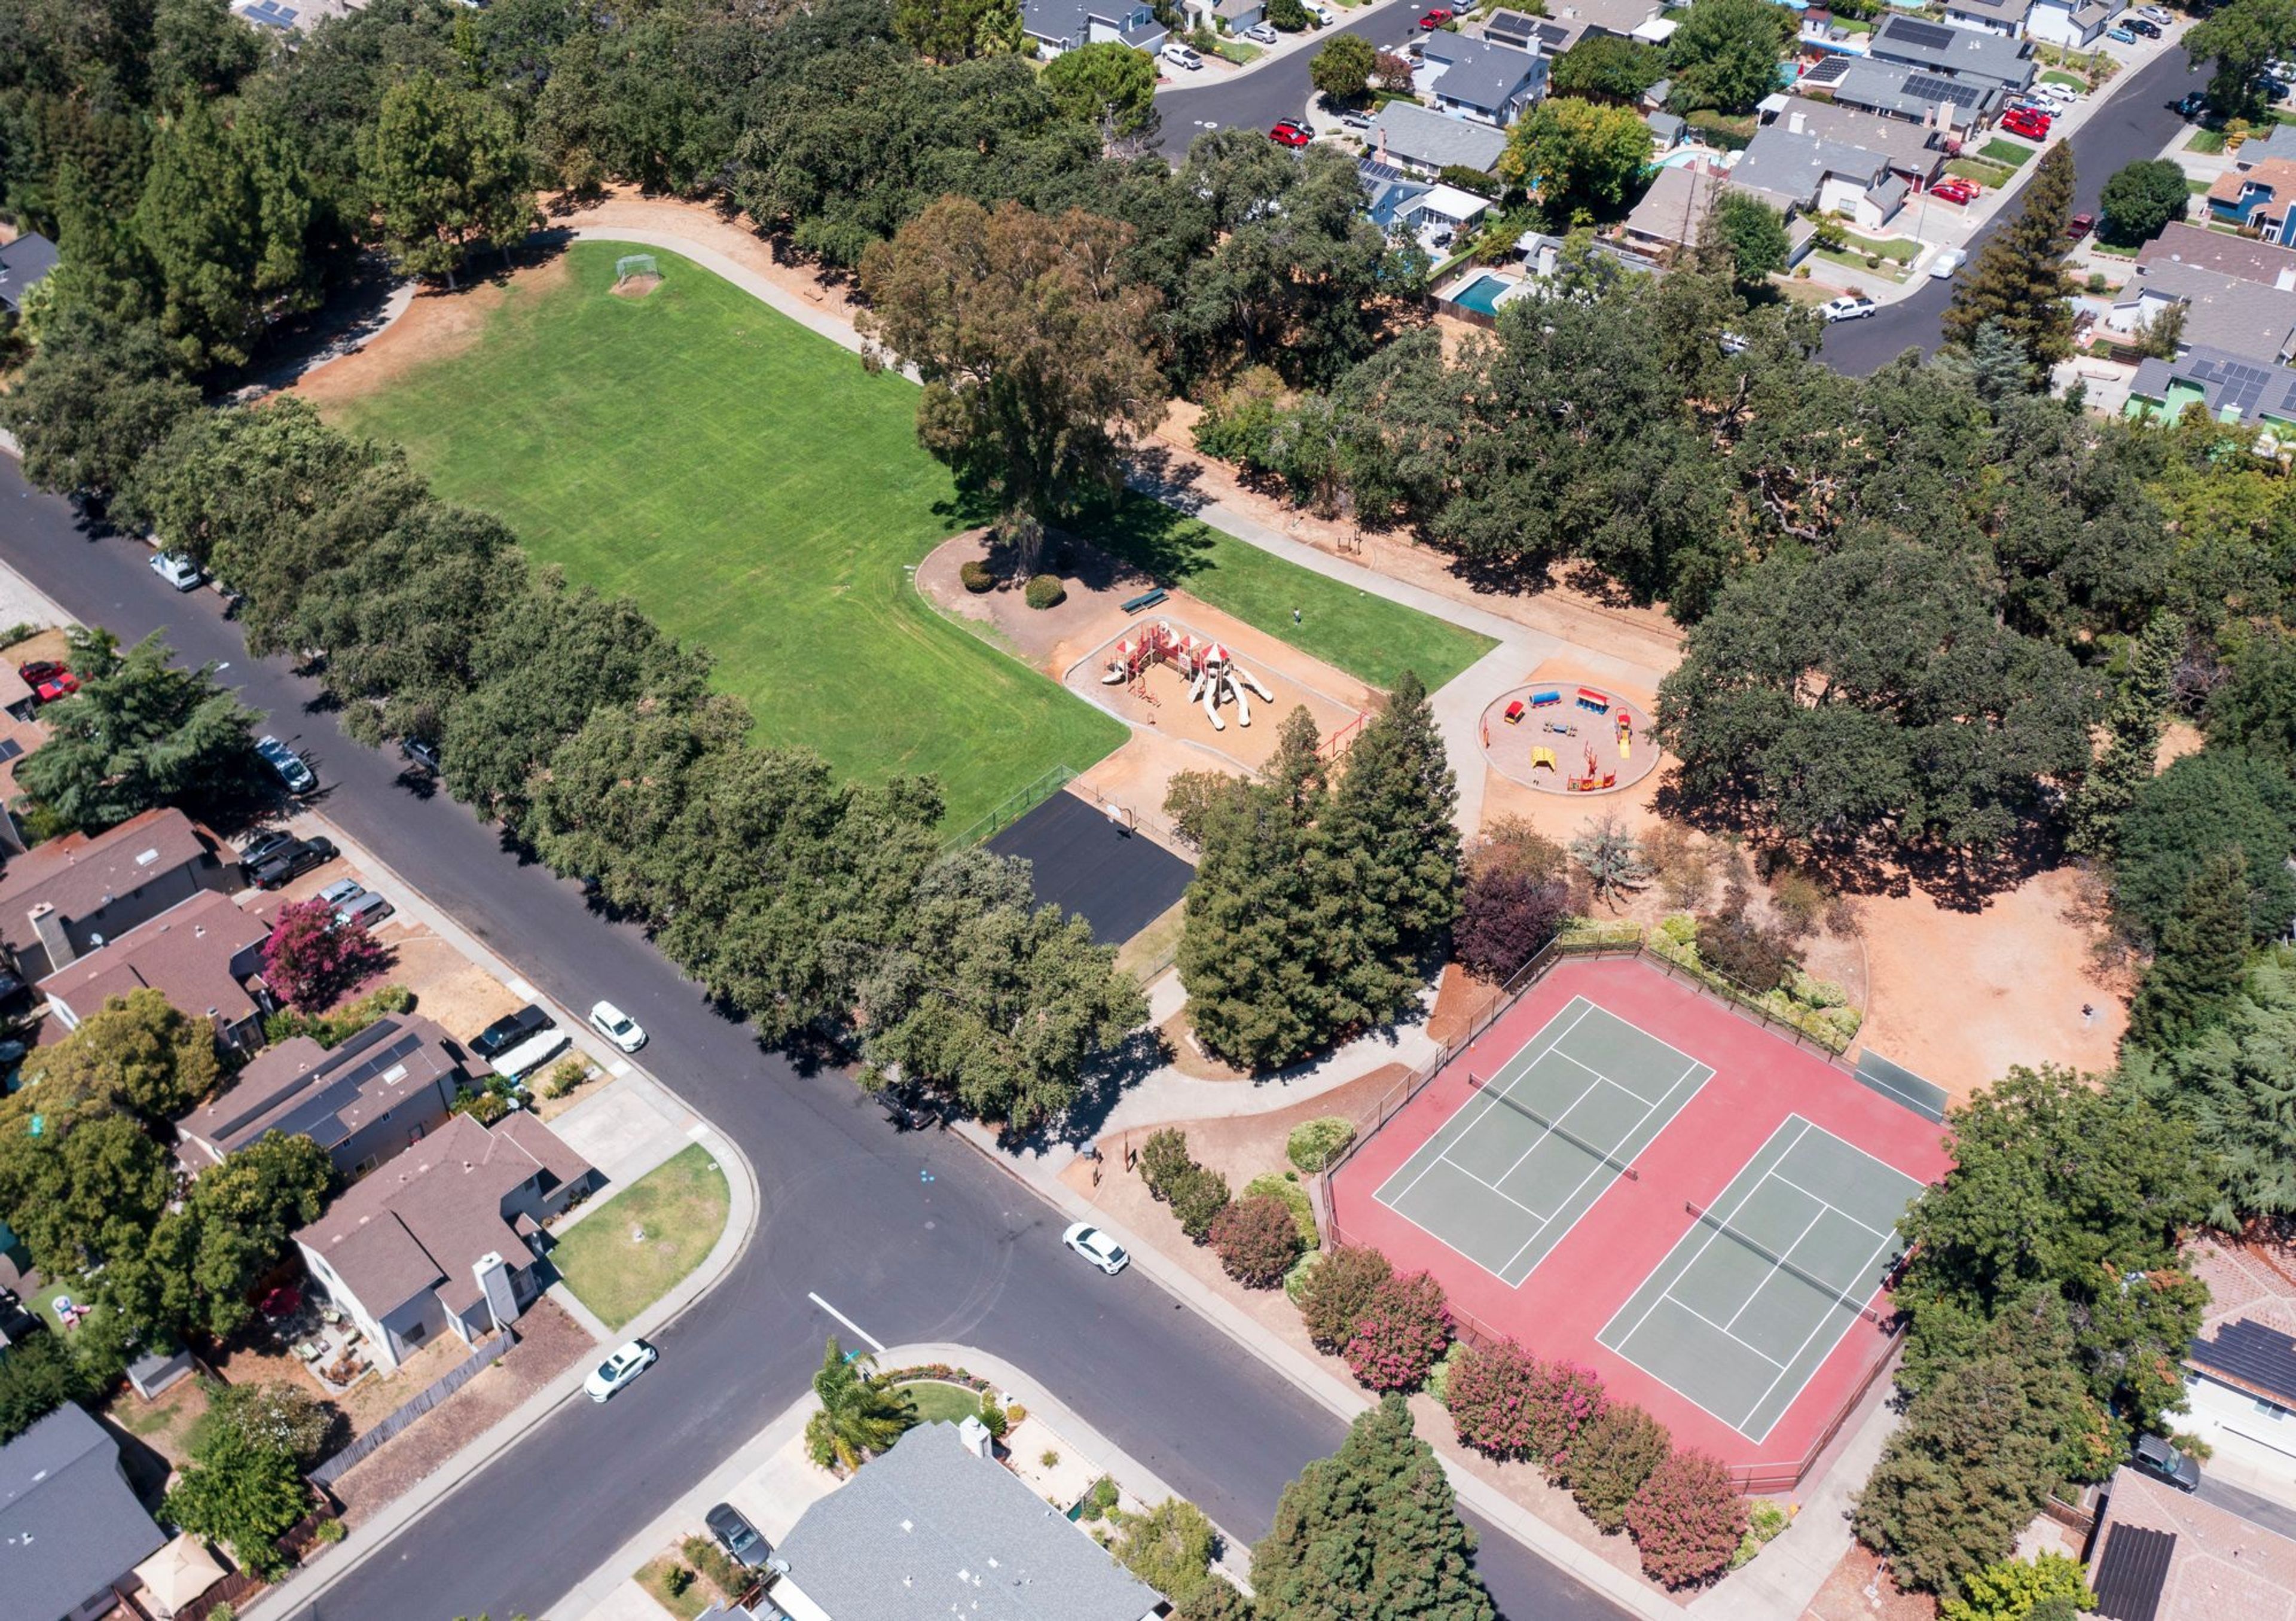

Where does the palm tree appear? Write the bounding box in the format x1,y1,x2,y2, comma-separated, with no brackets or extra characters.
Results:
804,1337,917,1470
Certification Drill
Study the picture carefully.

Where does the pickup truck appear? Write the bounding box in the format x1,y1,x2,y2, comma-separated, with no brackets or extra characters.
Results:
490,1027,572,1080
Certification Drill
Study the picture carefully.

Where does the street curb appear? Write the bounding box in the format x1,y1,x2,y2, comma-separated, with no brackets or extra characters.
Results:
944,1122,1681,1621
238,825,765,1621
1161,0,1416,88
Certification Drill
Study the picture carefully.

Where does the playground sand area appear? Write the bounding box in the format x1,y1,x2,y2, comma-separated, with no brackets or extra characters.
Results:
1067,621,1364,775
1477,682,1659,796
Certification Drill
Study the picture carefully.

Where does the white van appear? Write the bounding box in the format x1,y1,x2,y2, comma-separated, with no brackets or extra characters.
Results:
1162,42,1204,68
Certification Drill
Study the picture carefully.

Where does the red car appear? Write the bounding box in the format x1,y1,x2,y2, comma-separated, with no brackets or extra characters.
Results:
1929,177,1977,204
1268,118,1312,147
16,661,77,704
2069,210,2096,238
2002,110,2051,139
1419,6,1452,25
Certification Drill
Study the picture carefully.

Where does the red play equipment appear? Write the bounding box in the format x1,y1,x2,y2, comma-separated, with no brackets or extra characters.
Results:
1101,619,1275,734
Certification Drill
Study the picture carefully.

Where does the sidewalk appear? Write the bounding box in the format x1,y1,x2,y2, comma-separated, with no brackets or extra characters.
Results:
1161,0,1419,89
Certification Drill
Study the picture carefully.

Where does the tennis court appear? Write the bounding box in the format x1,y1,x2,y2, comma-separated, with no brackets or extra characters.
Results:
1372,997,1714,1287
1598,1116,1925,1443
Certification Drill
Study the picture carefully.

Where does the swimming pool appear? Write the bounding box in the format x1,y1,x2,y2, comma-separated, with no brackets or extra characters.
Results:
1449,273,1521,316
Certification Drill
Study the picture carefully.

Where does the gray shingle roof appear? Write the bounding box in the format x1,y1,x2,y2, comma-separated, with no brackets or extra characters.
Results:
1732,125,1893,209
1867,13,2035,87
0,232,56,315
1765,100,1945,173
1427,35,1545,114
1366,101,1509,173
2127,259,2296,362
774,1423,1164,1621
1830,56,2004,123
2138,222,2296,289
0,1405,166,1621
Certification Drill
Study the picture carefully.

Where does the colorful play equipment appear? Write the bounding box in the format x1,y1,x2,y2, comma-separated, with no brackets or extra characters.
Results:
1531,689,1561,709
1101,619,1275,733
1576,687,1611,715
1480,679,1653,797
1532,747,1558,772
1568,741,1617,792
1504,700,1526,725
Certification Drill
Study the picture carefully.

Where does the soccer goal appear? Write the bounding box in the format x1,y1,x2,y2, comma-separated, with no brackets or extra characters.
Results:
613,254,660,289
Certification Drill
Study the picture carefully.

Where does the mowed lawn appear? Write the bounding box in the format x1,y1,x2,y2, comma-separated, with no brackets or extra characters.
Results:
551,1143,729,1330
326,242,1125,830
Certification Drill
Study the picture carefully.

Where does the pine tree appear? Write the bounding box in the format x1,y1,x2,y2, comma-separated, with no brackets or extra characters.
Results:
1964,319,2036,403
1251,1395,1495,1621
2127,848,2252,1048
1943,143,2077,365
2068,613,2182,859
1326,669,1463,1005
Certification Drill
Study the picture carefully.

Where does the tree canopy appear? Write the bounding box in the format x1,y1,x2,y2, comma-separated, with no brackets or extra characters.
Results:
1943,142,2076,365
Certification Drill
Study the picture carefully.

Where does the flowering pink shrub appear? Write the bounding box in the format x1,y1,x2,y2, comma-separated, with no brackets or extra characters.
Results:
262,899,390,1012
1625,1447,1747,1588
1445,1338,1540,1458
1342,1270,1452,1391
1525,1358,1608,1481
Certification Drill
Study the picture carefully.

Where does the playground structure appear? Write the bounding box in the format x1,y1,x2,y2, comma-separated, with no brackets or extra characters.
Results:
1480,680,1658,795
1101,620,1277,734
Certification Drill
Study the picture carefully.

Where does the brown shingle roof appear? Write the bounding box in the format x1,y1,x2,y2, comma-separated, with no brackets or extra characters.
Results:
2138,223,2296,289
176,1013,465,1161
2092,1466,2296,1621
39,890,265,1027
0,808,215,955
2209,156,2296,206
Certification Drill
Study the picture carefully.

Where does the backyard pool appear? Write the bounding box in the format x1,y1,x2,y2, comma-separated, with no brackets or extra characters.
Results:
1449,273,1523,316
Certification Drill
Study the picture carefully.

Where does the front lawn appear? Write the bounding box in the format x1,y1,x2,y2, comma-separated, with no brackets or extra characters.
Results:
1209,36,1262,61
635,1554,712,1621
2188,127,2229,154
1946,158,2016,188
324,243,1126,834
1839,232,1919,261
551,1143,731,1330
2040,69,2087,88
1978,138,2036,167
896,1379,987,1425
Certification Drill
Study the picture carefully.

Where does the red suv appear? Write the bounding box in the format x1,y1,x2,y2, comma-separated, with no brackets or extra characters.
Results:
1268,119,1312,146
1930,177,1977,204
2002,109,2050,139
16,661,77,704
1419,7,1452,25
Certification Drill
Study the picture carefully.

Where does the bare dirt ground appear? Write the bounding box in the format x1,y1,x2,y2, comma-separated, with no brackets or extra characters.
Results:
2,627,71,668
1802,1540,1938,1621
294,256,570,410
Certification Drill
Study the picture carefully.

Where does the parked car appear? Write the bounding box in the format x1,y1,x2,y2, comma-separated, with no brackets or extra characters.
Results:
1929,246,1968,279
1161,42,1202,68
334,890,393,930
149,552,203,591
239,829,300,869
2177,90,2209,116
584,1340,657,1402
255,734,316,796
2126,17,2160,35
1418,6,1451,25
471,1003,555,1060
317,878,366,909
1062,1222,1131,1275
1339,108,1373,130
2107,24,2137,41
17,661,77,704
2069,210,2097,237
2037,81,2079,103
2132,1433,2201,1492
2002,111,2051,139
1242,21,1277,42
2139,5,2175,23
1268,118,1312,146
706,1503,773,1570
588,1000,647,1053
247,836,338,890
1819,294,1877,322
400,737,442,774
1930,177,1978,204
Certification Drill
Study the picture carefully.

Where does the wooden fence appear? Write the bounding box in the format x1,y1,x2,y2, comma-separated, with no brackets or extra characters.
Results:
309,1330,513,1488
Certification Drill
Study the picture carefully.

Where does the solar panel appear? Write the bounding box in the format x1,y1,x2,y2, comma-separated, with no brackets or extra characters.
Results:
2190,1318,2296,1406
2092,1526,2174,1621
1887,17,1959,50
0,740,22,764
1904,71,1984,107
1801,54,1850,84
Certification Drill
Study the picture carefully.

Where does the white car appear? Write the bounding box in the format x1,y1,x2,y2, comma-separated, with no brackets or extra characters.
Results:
1062,1222,1130,1275
335,890,393,930
584,1340,657,1402
318,878,366,909
589,1000,647,1053
1242,21,1278,41
150,551,203,591
2139,4,2173,21
1928,247,1968,279
1161,42,1203,69
1820,294,1877,322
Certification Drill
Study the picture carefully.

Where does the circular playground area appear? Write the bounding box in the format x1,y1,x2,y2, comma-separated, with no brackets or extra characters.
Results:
1479,682,1657,796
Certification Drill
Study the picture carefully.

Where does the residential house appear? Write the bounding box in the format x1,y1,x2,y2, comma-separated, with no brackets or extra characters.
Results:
2110,259,2296,362
0,1404,167,1621
2138,222,2296,289
1365,100,1510,176
2185,1312,2296,1461
1760,97,1950,187
39,889,272,1054
1645,109,1686,149
1494,7,1592,54
2233,121,2296,169
1826,56,2004,129
1623,158,1728,255
0,231,56,317
2026,0,2123,47
1865,13,2036,91
1021,0,1164,57
295,1108,599,1372
2207,157,2296,243
0,667,49,857
1182,0,1260,32
2090,1464,2296,1621
2126,344,2296,433
1731,124,1909,230
0,807,235,982
1418,32,1548,125
176,1012,471,1176
1941,0,2031,35
764,1420,1165,1621
1541,0,1665,41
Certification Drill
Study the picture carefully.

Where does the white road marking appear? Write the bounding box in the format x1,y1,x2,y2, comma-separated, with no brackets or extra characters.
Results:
807,1292,886,1354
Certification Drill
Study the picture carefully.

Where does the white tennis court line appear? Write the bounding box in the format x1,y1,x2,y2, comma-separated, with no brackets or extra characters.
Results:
1376,1000,1596,1209
1738,1219,1908,1432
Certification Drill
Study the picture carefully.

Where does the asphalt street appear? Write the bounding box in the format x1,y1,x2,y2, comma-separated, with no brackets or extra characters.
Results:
1156,0,1422,157
1817,42,2206,374
0,455,1629,1621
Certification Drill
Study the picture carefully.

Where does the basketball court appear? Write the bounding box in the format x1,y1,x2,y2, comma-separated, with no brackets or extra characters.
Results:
1374,998,1714,1286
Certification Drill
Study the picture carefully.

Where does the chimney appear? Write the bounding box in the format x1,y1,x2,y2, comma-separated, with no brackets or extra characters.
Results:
1377,126,1390,165
28,903,74,973
1789,109,1806,135
956,1414,995,1459
472,1251,523,1332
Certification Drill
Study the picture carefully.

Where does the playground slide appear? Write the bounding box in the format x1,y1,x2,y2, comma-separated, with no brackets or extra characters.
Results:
1233,680,1251,727
1238,667,1275,702
1202,680,1225,731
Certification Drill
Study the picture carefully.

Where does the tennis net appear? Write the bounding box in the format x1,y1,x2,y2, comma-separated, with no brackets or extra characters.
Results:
1467,1071,1640,1182
1684,1199,1886,1324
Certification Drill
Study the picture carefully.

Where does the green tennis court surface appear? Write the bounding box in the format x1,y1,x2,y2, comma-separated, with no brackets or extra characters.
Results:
1598,1117,1923,1442
1373,997,1714,1287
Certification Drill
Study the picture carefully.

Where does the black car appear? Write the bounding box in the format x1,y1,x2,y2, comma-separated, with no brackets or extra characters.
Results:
470,1003,554,1060
706,1502,772,1570
246,836,338,890
2132,1433,2201,1492
2126,16,2160,34
238,829,298,868
2178,90,2209,116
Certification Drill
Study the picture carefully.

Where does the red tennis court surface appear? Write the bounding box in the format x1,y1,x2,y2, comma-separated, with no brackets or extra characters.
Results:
1327,955,1955,1487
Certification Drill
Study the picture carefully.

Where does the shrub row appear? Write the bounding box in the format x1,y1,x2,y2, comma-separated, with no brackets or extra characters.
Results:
1139,1128,1308,1284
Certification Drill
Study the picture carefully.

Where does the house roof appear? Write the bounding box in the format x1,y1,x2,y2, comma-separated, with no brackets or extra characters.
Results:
0,1404,167,1621
2209,155,2296,207
0,808,216,959
1647,109,1686,143
297,1109,593,1318
1830,55,2003,123
0,232,57,315
1426,35,1546,112
1485,7,1543,45
2137,225,2296,291
2127,260,2296,362
1020,0,1160,44
1766,98,1945,172
775,1421,1165,1621
1867,13,2034,86
2089,1466,2296,1621
39,889,266,1030
1625,160,1726,246
2190,1316,2296,1407
1544,0,1659,37
1415,182,1493,222
0,712,47,806
177,1012,466,1162
1366,101,1509,173
1943,0,2032,22
1732,125,1894,208
2238,121,2296,164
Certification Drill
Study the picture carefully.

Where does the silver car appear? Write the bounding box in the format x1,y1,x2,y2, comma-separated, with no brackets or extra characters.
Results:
334,890,393,930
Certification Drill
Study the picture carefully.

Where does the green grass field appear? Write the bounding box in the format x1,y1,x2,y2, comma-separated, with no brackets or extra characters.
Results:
1978,138,2036,167
551,1143,729,1330
327,243,1123,831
